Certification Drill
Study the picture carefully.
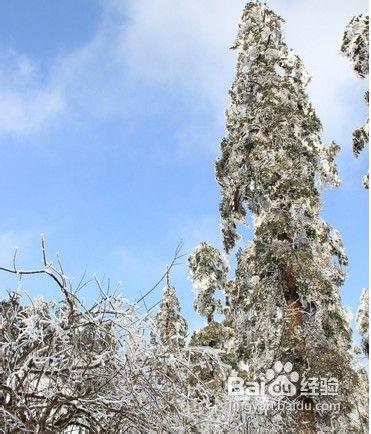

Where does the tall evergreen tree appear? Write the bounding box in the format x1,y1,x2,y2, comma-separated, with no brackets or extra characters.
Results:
154,270,187,349
341,13,369,188
215,1,367,431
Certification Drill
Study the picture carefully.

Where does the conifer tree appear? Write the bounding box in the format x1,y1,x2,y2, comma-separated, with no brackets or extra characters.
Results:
154,269,187,349
188,242,235,354
188,242,228,325
215,1,368,431
341,13,369,188
356,289,369,357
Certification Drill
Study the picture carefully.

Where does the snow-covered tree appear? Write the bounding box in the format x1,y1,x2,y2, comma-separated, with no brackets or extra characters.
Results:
0,240,220,432
341,14,369,78
0,286,231,432
0,239,290,433
188,242,228,324
153,269,187,349
215,1,368,431
356,289,369,357
341,13,369,188
187,243,238,388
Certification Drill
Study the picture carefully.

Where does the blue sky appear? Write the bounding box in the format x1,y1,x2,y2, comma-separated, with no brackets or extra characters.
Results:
0,0,368,338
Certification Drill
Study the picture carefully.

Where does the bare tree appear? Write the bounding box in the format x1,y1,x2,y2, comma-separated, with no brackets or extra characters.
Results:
0,237,224,432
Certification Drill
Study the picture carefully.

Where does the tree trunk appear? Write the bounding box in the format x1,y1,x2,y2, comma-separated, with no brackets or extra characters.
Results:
283,265,316,434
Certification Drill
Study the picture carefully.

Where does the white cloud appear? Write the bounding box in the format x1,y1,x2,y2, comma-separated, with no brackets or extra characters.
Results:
119,0,243,108
272,0,368,138
0,0,367,142
0,51,64,135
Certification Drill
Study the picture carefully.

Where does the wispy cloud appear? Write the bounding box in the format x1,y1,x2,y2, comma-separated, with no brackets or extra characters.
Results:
273,0,368,140
0,51,63,135
0,0,367,144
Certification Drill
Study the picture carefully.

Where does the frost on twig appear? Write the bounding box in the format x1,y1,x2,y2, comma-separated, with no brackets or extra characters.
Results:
0,237,209,432
0,236,297,432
